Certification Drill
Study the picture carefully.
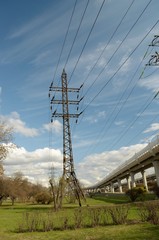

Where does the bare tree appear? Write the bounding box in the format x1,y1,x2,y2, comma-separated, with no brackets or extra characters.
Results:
49,167,65,211
0,123,13,174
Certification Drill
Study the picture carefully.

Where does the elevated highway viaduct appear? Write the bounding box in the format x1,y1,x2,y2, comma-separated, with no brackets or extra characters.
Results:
86,136,159,193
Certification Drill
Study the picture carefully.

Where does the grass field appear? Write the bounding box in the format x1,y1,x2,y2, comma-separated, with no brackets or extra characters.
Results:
0,195,159,240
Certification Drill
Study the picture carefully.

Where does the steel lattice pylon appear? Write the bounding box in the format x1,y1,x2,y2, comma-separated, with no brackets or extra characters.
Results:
49,69,85,206
146,35,159,66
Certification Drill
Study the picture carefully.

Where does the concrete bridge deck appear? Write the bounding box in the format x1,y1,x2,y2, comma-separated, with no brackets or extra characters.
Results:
87,135,159,193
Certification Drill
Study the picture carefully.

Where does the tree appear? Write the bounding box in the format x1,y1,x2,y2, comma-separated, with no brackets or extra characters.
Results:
0,177,6,204
0,122,12,160
49,167,65,211
0,123,13,176
5,172,33,205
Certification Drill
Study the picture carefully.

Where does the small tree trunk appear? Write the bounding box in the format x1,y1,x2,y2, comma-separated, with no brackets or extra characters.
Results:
0,195,4,205
49,180,58,211
10,196,15,206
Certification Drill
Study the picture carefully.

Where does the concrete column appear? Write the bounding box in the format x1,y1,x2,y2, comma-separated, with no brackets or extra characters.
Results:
127,176,131,190
130,172,136,188
118,179,123,193
141,170,148,192
110,182,114,193
153,160,159,186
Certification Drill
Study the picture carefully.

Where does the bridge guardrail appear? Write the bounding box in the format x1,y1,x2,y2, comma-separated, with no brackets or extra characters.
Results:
89,134,159,189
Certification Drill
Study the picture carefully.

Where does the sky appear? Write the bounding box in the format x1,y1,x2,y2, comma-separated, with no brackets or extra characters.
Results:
1,0,159,187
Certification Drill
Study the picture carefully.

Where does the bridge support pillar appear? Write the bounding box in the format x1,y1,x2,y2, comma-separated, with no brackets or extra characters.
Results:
118,179,123,193
153,160,159,186
110,182,114,193
141,170,148,192
127,176,131,190
130,172,136,188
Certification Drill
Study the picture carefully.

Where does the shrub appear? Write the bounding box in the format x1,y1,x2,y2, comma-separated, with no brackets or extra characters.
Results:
108,205,130,225
74,208,84,228
152,183,159,198
89,208,102,227
138,201,159,225
35,191,52,204
126,187,146,202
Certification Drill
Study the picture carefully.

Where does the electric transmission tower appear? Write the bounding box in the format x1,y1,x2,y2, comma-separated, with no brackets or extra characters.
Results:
146,35,159,66
49,69,85,206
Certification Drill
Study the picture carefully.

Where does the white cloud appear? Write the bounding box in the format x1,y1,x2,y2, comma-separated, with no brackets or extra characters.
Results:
98,111,106,118
118,55,131,73
77,143,147,186
30,50,51,66
3,142,152,187
83,110,107,124
43,120,62,134
138,74,159,92
114,120,125,126
1,7,68,64
8,8,53,39
4,145,63,186
144,123,159,133
0,112,39,137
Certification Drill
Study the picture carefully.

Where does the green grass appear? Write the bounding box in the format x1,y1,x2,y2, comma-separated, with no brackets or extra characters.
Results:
91,194,129,204
91,193,156,204
0,223,159,240
0,196,159,240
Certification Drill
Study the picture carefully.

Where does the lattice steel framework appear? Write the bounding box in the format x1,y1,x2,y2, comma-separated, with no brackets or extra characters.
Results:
147,35,159,66
49,69,85,206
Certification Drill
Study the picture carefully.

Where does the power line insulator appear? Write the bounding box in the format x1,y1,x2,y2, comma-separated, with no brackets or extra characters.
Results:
149,35,159,46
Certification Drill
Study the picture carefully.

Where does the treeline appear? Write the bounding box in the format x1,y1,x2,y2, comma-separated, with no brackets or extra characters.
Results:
0,123,59,207
0,172,52,205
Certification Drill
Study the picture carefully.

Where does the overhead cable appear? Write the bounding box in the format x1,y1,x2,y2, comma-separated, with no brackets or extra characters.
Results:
110,91,159,150
82,0,135,96
82,18,159,114
68,0,106,84
88,47,150,154
51,0,78,86
64,0,90,69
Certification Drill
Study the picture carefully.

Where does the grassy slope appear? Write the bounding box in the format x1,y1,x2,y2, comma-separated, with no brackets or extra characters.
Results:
0,196,158,240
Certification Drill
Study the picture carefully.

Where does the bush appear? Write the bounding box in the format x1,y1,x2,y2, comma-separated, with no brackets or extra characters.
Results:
138,201,159,225
126,187,146,202
152,183,159,198
108,205,129,225
89,208,102,227
17,204,129,232
35,191,52,204
74,208,84,228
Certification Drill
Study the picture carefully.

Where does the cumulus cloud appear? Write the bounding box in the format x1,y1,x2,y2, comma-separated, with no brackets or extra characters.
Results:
144,123,159,133
4,145,63,186
0,112,39,137
3,142,152,187
77,143,147,186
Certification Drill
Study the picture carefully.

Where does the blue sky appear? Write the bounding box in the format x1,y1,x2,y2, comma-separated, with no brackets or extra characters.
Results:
1,0,159,186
